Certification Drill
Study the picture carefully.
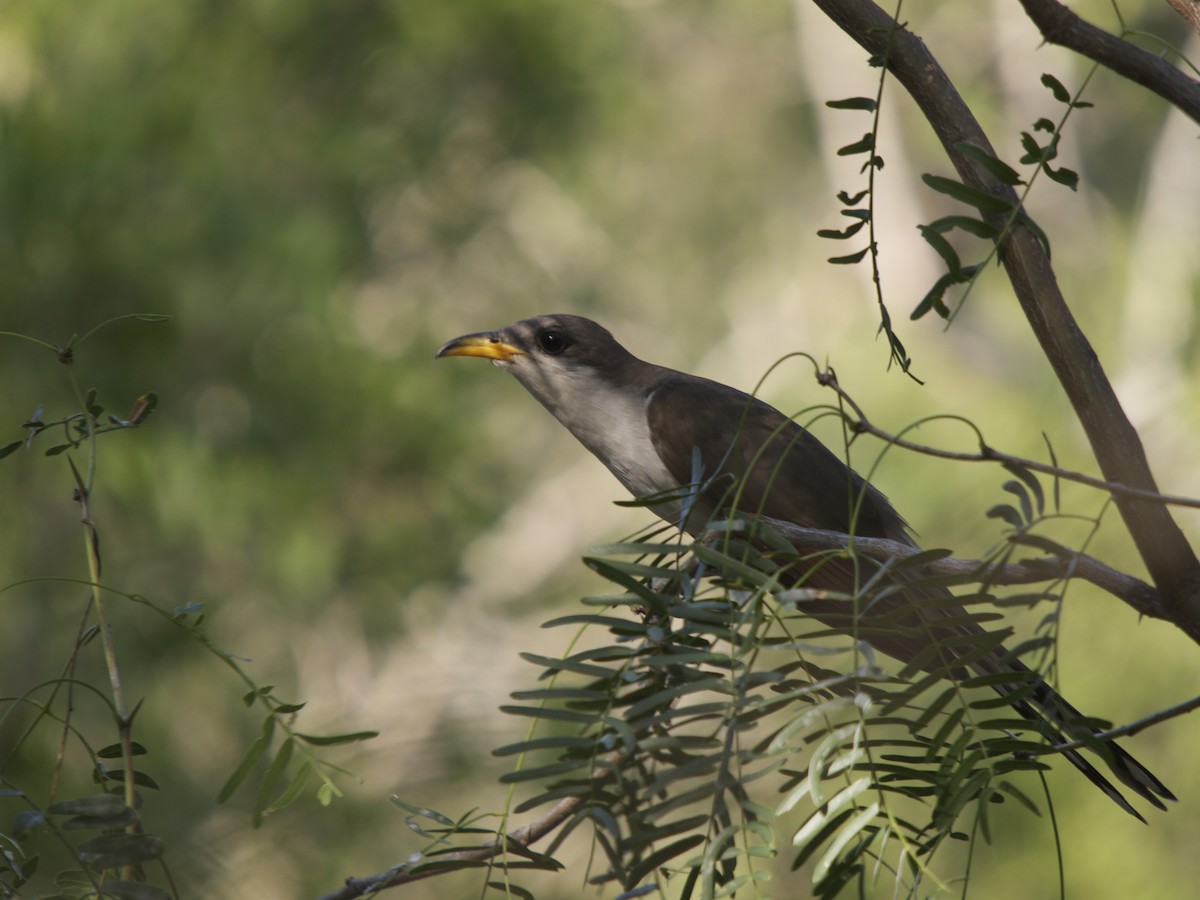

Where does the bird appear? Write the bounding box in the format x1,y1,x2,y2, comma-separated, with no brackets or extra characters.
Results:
436,313,1174,820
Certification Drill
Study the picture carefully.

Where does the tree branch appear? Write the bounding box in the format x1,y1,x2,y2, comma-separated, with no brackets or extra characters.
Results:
809,0,1200,643
1046,692,1200,755
748,517,1169,620
1018,0,1200,123
317,787,594,900
814,367,1200,511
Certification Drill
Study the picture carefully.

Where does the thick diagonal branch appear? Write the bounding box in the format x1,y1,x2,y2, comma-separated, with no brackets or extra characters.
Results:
809,0,1200,643
1018,0,1200,123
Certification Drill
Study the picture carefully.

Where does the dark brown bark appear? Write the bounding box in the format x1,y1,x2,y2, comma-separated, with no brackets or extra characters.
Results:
1018,0,1200,124
809,0,1200,643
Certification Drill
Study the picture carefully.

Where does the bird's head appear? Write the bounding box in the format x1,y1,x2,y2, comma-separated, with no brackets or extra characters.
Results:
436,314,644,425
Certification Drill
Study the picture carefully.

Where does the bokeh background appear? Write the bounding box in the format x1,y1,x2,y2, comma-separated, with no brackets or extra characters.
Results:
2,0,1198,897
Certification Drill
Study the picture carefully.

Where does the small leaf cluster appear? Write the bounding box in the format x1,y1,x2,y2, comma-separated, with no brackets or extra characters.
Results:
912,72,1091,322
0,392,158,462
5,780,167,899
218,686,378,828
400,508,1086,898
2,321,378,896
818,95,915,379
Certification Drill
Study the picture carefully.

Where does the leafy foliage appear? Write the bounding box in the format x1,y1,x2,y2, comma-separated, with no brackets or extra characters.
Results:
909,72,1093,324
0,325,376,896
392,489,1092,898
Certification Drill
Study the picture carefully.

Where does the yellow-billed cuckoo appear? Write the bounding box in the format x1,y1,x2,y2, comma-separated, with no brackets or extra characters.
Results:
437,313,1173,820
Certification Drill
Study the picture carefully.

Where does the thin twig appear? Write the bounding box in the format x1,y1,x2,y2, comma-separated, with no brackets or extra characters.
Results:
1045,692,1200,756
317,758,619,900
816,369,1200,511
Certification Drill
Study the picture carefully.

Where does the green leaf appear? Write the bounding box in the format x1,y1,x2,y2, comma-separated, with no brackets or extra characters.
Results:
499,705,599,725
817,221,866,240
986,504,1024,529
518,651,618,680
1019,210,1052,260
1018,132,1049,165
1044,163,1079,191
813,801,879,885
955,141,1023,186
1040,72,1071,103
926,215,999,240
1002,462,1045,516
837,189,869,205
828,247,870,265
493,735,598,757
498,758,593,784
46,794,128,818
97,742,148,759
1002,480,1033,525
389,797,457,826
0,440,21,459
218,717,274,803
625,835,706,885
996,779,1042,816
837,133,874,156
921,174,1014,214
583,557,671,613
263,760,313,816
293,730,378,746
62,807,140,832
918,225,962,274
253,737,295,826
826,97,877,111
76,833,164,869
910,272,955,321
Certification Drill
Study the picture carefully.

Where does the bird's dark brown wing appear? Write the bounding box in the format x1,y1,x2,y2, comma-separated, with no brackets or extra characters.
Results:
646,374,952,652
645,374,908,543
645,374,1172,815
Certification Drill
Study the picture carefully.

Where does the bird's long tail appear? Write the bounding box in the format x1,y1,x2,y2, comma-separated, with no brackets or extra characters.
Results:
974,654,1175,822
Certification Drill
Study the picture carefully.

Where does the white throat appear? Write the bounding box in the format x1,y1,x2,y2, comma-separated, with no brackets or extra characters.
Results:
506,357,678,503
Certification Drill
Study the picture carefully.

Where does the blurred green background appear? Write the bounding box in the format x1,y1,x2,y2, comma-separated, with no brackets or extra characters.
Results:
2,0,1198,897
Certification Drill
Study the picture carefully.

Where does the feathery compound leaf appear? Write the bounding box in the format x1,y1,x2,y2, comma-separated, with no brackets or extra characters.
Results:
813,802,879,886
518,651,622,680
625,835,707,885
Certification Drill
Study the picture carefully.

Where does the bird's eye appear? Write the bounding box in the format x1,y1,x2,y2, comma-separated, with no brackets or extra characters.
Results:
537,328,569,355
